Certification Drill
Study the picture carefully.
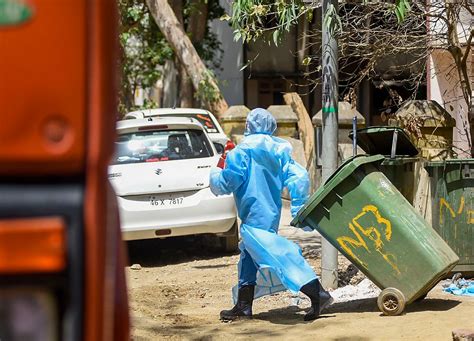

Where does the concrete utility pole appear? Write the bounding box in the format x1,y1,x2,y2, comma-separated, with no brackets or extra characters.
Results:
321,0,339,290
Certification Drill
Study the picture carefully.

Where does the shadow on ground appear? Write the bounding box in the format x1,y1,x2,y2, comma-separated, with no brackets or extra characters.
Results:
250,297,462,327
405,298,461,312
324,297,461,315
126,235,238,267
253,305,337,325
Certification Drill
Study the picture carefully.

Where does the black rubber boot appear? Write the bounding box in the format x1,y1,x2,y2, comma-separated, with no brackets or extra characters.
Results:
220,285,255,322
300,279,333,321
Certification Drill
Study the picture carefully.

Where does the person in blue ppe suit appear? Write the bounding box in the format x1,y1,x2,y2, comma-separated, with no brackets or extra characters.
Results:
210,108,332,322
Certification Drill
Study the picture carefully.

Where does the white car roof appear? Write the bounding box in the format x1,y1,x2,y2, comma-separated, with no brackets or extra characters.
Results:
116,117,205,134
126,108,212,118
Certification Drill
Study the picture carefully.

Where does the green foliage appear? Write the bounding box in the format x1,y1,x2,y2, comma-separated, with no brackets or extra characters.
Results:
394,0,411,22
195,70,222,103
118,0,171,116
194,0,225,70
184,0,225,70
230,0,306,44
230,0,411,45
360,0,410,22
118,0,224,116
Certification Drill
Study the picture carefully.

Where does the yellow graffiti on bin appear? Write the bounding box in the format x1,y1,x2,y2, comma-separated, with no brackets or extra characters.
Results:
468,211,474,224
337,205,401,275
337,223,370,269
440,196,473,225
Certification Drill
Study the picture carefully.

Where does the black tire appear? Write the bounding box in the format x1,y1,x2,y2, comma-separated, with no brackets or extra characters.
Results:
377,287,406,316
220,221,239,252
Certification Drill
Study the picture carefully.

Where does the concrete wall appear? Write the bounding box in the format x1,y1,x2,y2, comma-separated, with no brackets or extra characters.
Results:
429,0,472,47
427,1,473,156
209,1,244,106
428,49,473,156
246,29,296,74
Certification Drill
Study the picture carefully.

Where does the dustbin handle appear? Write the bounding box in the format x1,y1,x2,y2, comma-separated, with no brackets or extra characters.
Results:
390,129,398,159
461,163,474,179
352,116,357,157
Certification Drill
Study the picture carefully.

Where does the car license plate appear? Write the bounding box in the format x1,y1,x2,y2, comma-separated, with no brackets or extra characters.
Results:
149,195,184,207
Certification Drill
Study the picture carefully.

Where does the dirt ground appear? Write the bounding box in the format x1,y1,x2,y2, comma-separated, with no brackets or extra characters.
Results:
126,209,474,341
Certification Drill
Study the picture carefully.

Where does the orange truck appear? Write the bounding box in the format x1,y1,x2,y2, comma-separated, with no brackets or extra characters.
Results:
0,1,130,340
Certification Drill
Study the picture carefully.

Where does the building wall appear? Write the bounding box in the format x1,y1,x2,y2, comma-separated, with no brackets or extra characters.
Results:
210,7,317,114
243,26,315,113
427,1,473,155
246,29,297,74
209,1,244,106
429,0,472,47
428,49,473,156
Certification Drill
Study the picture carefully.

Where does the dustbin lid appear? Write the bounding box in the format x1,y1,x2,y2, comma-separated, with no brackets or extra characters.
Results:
424,159,474,177
291,154,385,226
349,126,418,157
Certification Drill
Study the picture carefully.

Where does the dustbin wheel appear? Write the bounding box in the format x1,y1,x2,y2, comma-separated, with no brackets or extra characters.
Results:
377,288,406,316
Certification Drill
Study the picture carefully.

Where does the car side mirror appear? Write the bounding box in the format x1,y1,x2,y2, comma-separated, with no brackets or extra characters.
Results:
213,142,225,154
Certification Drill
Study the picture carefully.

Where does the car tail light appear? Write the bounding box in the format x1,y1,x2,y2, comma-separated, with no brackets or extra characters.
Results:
225,140,236,151
217,140,236,169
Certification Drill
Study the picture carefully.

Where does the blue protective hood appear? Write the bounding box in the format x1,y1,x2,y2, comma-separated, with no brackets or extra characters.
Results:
245,108,277,136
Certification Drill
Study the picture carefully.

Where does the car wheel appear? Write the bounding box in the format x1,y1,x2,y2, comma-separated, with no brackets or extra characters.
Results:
220,221,239,253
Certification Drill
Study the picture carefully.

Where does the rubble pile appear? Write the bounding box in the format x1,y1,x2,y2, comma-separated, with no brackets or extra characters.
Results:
330,278,381,303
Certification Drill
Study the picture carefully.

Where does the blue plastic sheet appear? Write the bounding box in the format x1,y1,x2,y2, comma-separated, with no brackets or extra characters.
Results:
210,108,317,301
232,267,286,304
443,279,474,297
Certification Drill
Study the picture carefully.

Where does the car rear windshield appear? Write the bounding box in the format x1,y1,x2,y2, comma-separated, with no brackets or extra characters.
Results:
159,113,218,133
112,129,213,165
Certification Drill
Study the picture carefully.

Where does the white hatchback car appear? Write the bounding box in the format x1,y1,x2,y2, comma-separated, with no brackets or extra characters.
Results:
124,108,234,155
108,116,238,251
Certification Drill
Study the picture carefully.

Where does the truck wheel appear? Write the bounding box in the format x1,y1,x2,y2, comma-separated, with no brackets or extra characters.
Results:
220,221,239,253
377,287,406,316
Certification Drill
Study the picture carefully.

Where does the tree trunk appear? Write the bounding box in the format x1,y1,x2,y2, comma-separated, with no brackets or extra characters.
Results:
188,0,208,44
146,0,228,116
179,64,194,107
168,0,193,108
283,92,317,192
162,59,178,107
183,0,208,107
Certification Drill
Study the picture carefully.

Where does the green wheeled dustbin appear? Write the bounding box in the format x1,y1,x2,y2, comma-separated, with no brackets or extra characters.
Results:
292,154,459,316
425,160,474,273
